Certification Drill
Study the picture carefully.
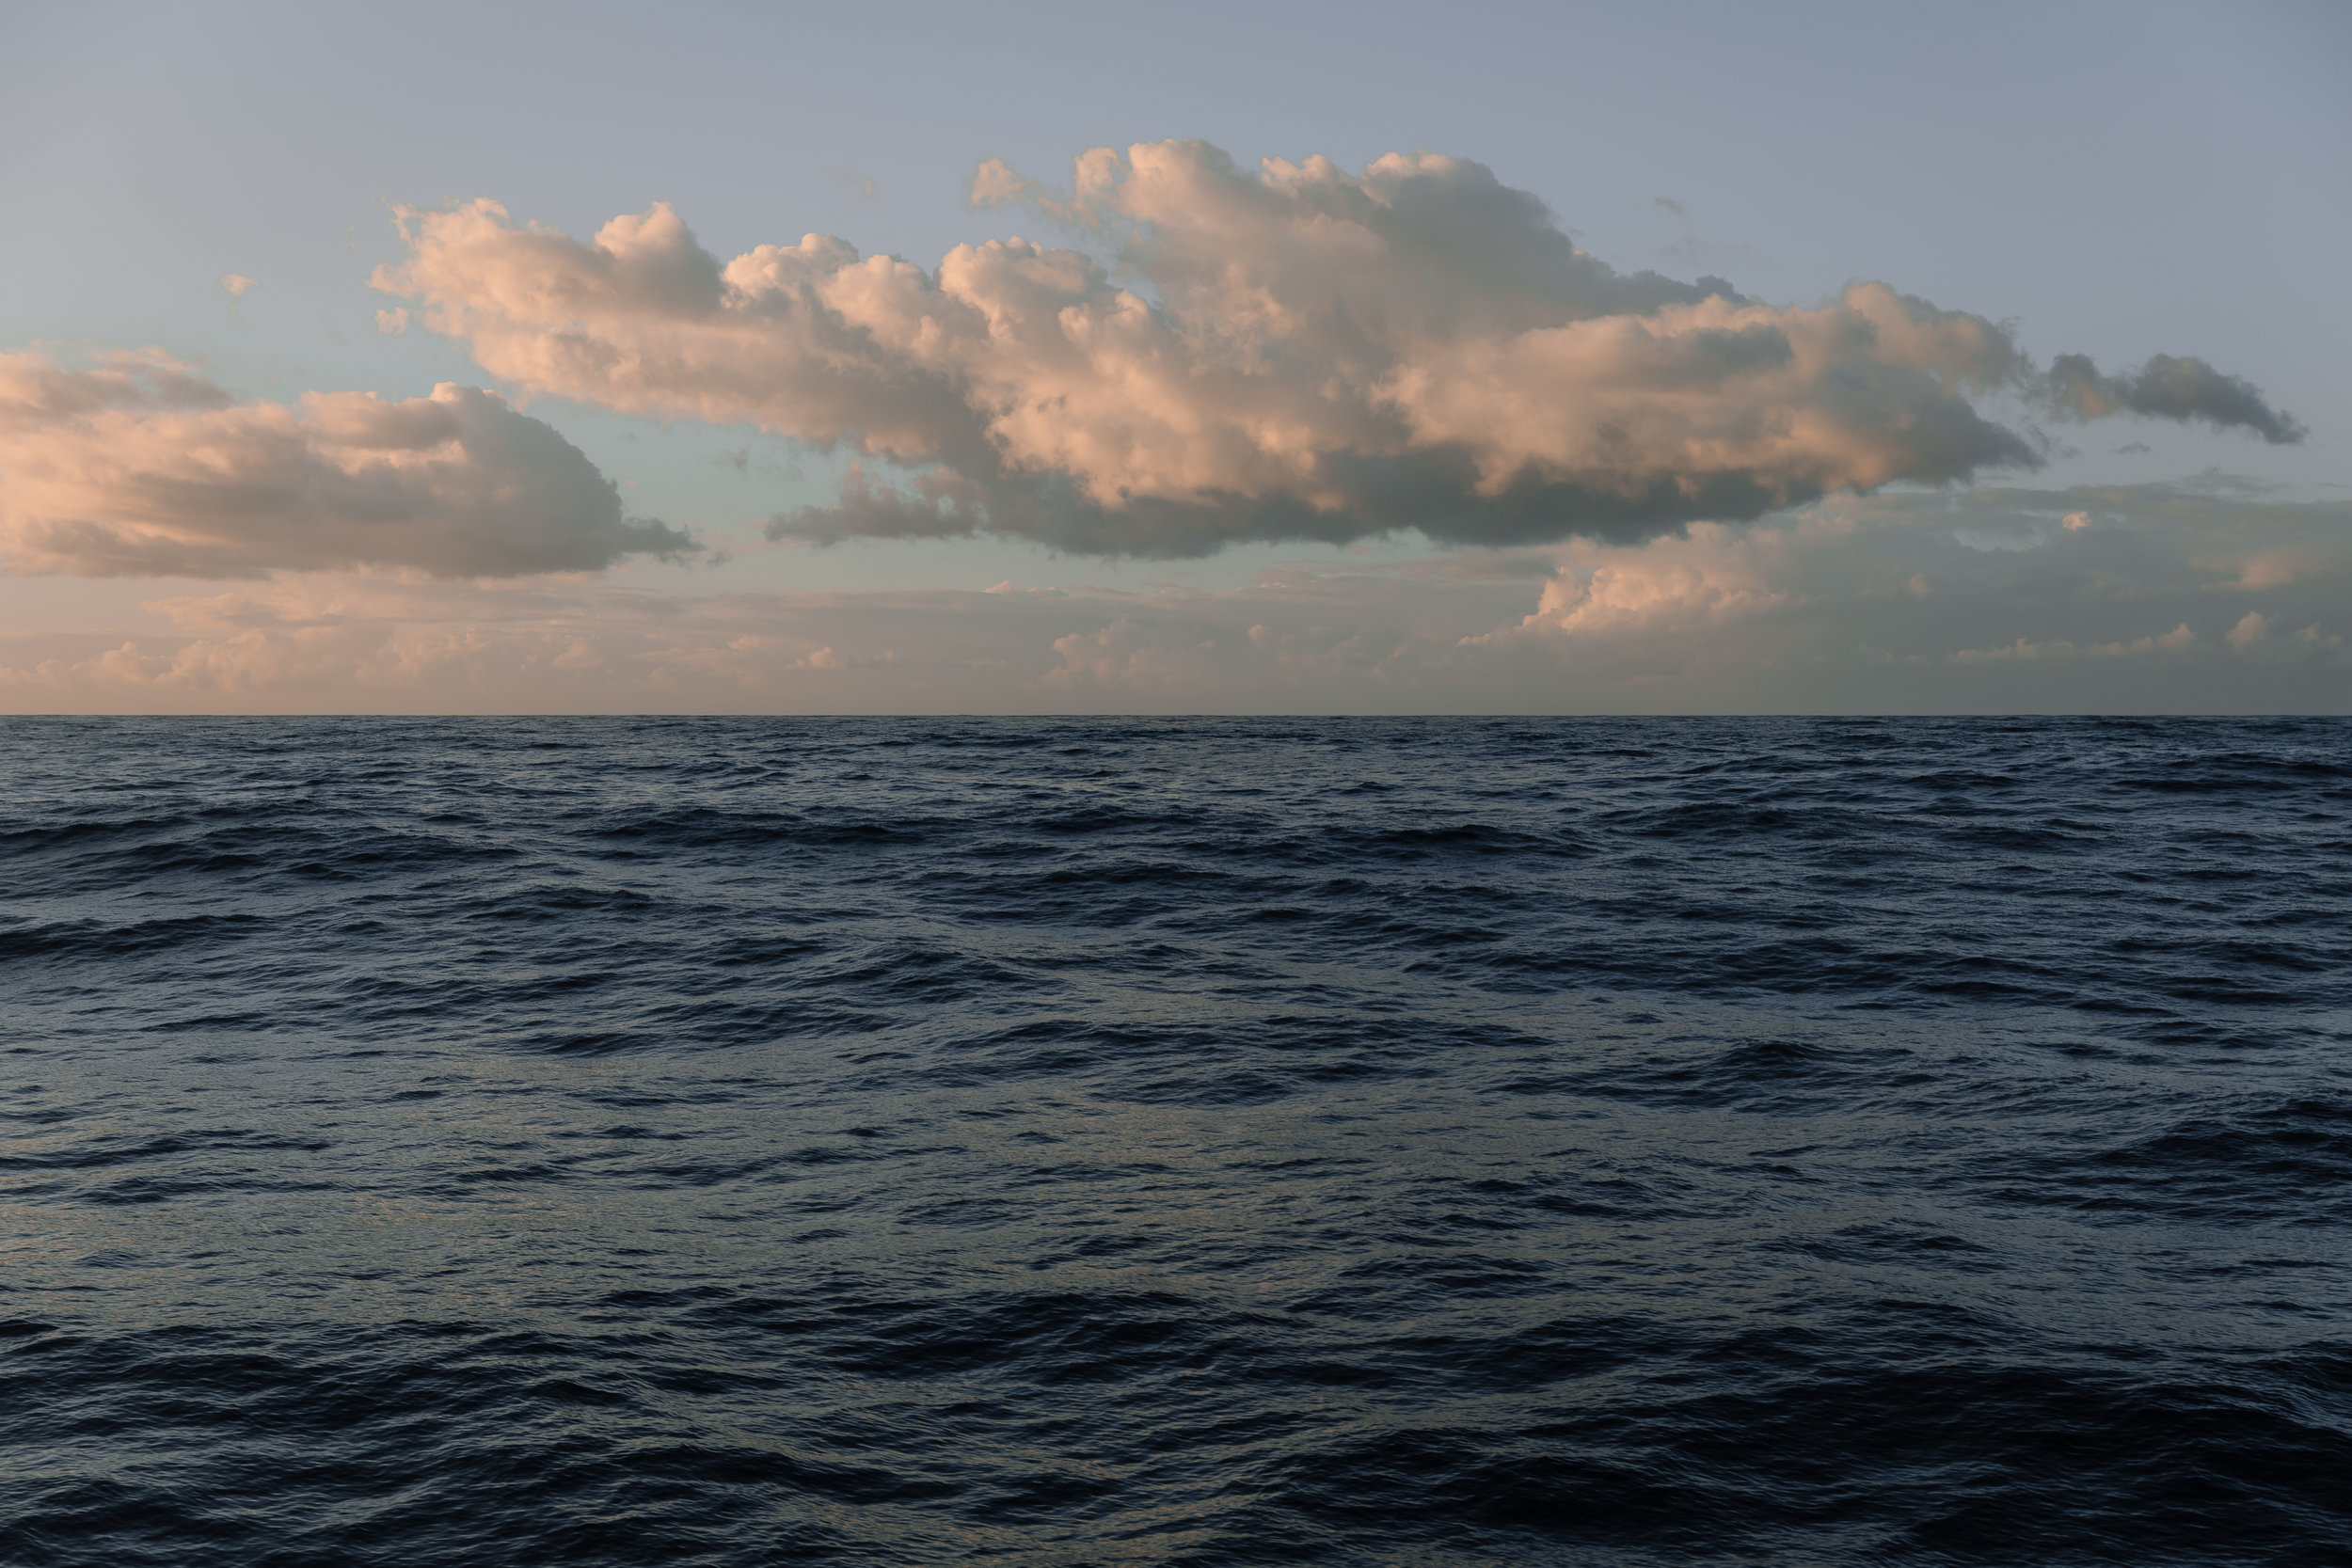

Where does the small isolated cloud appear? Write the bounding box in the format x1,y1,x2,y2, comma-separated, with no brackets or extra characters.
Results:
2090,624,2196,657
1951,637,2068,664
217,273,260,298
826,165,878,201
1653,195,1686,217
2046,353,2304,445
372,140,2302,558
0,349,696,577
374,308,409,336
2224,551,2301,590
1469,520,1792,646
967,156,1036,210
1047,617,1226,691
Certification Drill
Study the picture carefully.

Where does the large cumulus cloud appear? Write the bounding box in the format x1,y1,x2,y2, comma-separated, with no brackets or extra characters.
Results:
0,349,695,577
373,140,2301,556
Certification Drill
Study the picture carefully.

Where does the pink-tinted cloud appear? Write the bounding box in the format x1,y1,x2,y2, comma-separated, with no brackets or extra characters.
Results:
0,349,695,577
373,141,2297,556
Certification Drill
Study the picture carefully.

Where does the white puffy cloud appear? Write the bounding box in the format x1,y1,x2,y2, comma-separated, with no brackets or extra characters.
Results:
372,140,2299,557
0,349,696,578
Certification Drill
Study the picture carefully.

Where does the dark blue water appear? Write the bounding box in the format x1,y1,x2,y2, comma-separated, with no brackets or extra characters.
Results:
2,718,2347,1566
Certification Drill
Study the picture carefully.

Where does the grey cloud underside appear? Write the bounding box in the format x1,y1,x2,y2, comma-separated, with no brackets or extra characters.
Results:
763,347,2294,559
771,470,1816,557
773,419,2036,558
2046,354,2305,445
773,353,2043,557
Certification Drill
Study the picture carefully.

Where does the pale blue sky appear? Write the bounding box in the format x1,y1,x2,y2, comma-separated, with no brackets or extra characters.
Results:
1,1,2345,709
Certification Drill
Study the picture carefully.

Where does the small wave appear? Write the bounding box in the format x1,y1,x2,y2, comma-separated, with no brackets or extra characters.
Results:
3,715,2346,1565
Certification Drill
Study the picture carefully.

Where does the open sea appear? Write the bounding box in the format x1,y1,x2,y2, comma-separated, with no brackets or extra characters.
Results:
1,716,2346,1566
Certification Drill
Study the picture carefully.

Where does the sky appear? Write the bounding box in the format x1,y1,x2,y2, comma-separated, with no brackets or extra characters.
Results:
1,0,2345,714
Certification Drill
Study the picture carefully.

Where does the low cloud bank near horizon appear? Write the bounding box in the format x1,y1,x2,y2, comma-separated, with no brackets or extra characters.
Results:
0,350,696,578
373,140,2301,557
4,480,2341,714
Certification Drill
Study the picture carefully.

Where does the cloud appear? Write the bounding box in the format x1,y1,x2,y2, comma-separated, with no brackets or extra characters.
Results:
2090,623,2196,657
0,562,1531,713
217,273,259,297
967,158,1035,210
1047,617,1224,690
4,477,2343,715
2226,611,2273,647
1474,520,1793,644
2046,353,2303,444
826,164,878,201
1456,476,2348,702
372,141,2301,558
0,349,696,577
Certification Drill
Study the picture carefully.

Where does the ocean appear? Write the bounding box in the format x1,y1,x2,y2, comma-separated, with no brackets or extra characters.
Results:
2,717,2346,1565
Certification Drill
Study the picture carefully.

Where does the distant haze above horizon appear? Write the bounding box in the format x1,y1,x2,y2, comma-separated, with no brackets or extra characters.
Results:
2,0,2344,713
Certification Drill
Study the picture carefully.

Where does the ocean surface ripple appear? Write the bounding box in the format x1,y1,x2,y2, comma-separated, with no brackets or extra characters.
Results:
2,717,2347,1565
